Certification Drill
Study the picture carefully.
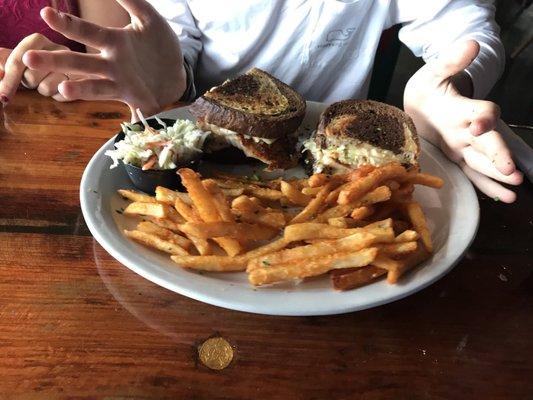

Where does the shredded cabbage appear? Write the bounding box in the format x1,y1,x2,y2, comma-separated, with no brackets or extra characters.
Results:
105,119,210,170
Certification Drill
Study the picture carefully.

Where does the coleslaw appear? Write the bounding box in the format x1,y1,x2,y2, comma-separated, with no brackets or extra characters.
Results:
105,115,210,170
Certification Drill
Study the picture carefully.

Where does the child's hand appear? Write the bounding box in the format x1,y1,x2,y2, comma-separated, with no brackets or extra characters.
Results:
404,40,523,203
22,0,187,118
0,34,71,104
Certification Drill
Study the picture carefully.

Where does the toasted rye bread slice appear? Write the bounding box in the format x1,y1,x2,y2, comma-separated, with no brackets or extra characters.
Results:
189,68,306,140
306,100,419,173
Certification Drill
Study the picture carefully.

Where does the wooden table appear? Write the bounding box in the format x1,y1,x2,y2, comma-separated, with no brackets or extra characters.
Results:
1,91,532,400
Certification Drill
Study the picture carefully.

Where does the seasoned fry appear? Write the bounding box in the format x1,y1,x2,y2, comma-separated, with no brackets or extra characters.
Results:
221,187,245,197
302,186,322,196
248,247,378,286
170,238,289,272
377,241,417,257
171,255,248,271
350,205,375,221
373,243,431,283
328,217,348,228
232,195,261,214
137,221,192,249
124,229,189,255
180,222,277,241
118,189,157,203
178,168,221,223
145,216,182,233
280,180,311,206
404,172,444,188
235,210,286,229
284,222,394,243
174,198,202,222
338,162,406,205
391,183,414,202
404,201,433,252
203,179,234,223
123,202,168,218
394,230,419,243
245,186,283,201
155,186,191,205
248,231,375,271
290,183,332,224
331,266,387,291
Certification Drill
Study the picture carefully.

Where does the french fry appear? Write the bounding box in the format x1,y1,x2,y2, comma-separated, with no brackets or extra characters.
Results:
377,241,417,257
173,198,212,255
359,186,391,205
347,164,376,180
284,222,394,243
178,168,221,223
123,202,168,218
328,217,348,228
308,173,328,187
137,221,192,249
404,172,444,188
280,180,311,206
248,247,378,286
290,183,332,224
232,195,261,214
302,187,323,196
171,255,248,271
180,222,277,241
248,231,375,271
338,162,406,205
351,205,375,221
394,230,419,243
155,186,191,205
384,180,400,191
203,179,234,223
124,229,189,255
170,238,289,272
221,187,245,197
331,265,387,290
404,201,433,252
245,186,283,201
373,243,431,283
391,183,415,202
235,210,286,230
392,219,411,234
145,216,182,233
118,189,157,203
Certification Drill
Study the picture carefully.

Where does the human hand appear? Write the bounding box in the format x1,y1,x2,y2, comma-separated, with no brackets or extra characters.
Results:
0,34,73,104
22,0,187,118
404,40,523,203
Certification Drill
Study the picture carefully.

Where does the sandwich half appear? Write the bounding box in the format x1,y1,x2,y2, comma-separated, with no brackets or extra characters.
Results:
190,68,306,170
303,100,419,174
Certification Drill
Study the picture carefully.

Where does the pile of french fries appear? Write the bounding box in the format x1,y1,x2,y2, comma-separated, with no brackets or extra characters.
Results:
118,162,444,290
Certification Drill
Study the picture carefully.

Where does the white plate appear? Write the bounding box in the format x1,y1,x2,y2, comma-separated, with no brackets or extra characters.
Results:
80,101,479,316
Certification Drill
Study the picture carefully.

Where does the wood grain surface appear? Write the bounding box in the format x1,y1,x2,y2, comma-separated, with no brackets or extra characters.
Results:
0,91,532,400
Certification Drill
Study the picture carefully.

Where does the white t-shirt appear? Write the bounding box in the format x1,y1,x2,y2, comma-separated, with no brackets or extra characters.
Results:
149,0,504,102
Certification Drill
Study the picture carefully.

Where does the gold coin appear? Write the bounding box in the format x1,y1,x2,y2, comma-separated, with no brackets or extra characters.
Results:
198,337,234,370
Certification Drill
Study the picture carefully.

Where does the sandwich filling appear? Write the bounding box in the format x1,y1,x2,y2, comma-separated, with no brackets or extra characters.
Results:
198,120,296,169
303,123,418,173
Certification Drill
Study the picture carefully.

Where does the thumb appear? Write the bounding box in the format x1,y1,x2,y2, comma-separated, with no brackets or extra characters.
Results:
427,40,480,82
115,0,156,24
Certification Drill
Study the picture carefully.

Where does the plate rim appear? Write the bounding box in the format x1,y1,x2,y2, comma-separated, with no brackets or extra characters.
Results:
80,102,479,316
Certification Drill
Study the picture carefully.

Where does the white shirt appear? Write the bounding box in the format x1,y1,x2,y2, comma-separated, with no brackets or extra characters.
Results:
149,0,504,102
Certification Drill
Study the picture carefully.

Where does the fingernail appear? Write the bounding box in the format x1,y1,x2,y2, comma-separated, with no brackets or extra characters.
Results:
0,95,9,106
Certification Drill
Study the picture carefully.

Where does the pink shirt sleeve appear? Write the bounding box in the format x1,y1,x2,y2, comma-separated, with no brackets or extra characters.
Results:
0,0,84,52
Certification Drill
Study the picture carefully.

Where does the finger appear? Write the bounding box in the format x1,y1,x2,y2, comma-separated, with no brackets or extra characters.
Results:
461,164,517,203
115,0,156,23
23,50,110,77
58,78,119,101
0,48,11,79
471,130,516,175
52,92,70,102
462,147,523,185
0,33,51,102
21,68,50,89
40,7,111,50
469,102,500,136
37,72,67,97
427,40,480,82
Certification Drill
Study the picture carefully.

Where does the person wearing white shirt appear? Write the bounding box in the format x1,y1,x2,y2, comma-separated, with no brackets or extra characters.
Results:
15,0,525,201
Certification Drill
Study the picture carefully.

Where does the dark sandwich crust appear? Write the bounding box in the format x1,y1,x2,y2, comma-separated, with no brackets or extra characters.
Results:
318,100,418,155
189,68,306,140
